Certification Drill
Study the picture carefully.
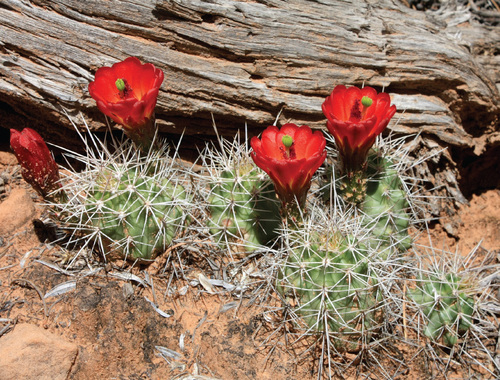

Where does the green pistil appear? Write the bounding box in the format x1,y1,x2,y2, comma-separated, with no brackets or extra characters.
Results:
115,78,126,92
361,96,373,119
280,135,296,159
361,96,373,107
282,135,293,148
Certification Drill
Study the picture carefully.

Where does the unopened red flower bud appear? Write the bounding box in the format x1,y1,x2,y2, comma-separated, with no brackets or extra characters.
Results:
10,128,61,199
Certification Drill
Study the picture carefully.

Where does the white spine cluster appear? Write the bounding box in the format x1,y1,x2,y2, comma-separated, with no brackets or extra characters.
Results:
49,118,194,265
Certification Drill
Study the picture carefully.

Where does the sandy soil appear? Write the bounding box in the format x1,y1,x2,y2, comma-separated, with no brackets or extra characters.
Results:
0,147,498,380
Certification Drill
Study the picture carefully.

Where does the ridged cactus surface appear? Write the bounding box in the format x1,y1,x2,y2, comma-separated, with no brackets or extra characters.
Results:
208,162,281,253
86,166,187,261
278,232,381,352
362,151,412,253
408,273,474,346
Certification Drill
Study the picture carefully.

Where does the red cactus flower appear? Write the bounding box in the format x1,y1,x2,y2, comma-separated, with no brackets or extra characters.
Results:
10,128,60,198
250,123,326,208
88,57,164,146
322,85,396,171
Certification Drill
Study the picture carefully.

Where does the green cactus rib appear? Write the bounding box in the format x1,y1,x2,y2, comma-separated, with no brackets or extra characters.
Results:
322,148,412,255
278,235,382,352
86,167,187,261
408,273,474,346
361,151,412,254
208,166,281,253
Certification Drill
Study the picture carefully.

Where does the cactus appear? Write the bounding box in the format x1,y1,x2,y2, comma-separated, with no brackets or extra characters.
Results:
408,272,474,346
84,166,188,261
361,149,412,254
55,133,191,262
199,135,281,254
322,141,413,257
208,166,281,252
276,207,384,352
272,135,419,359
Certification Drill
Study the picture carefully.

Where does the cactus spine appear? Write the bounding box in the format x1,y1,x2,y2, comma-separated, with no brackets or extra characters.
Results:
276,206,384,352
408,272,474,346
200,137,281,254
56,136,191,262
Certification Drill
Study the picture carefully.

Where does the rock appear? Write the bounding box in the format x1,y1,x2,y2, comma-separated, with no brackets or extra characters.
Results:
0,323,78,380
0,188,36,235
0,151,17,166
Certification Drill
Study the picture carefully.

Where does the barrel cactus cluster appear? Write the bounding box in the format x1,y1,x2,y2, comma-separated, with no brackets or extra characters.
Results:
9,57,496,377
273,136,416,355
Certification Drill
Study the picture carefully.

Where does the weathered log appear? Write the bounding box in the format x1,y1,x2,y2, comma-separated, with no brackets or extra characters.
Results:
0,0,499,220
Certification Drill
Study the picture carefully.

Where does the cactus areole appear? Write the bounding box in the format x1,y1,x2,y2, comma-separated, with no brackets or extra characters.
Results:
250,124,326,208
322,85,396,171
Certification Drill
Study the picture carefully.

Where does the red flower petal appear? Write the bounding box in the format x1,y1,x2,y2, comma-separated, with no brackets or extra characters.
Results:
88,57,164,145
322,85,396,170
251,124,326,207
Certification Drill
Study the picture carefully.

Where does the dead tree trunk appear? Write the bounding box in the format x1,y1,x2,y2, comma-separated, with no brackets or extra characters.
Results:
0,0,499,222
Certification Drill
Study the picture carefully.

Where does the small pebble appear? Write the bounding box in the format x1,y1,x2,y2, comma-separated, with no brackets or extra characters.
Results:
0,172,10,183
122,283,134,299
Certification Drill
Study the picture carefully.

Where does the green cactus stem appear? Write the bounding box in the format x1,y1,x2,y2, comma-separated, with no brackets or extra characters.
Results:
361,150,412,254
322,147,412,256
277,232,382,352
54,134,191,263
408,273,474,346
208,161,281,253
85,166,188,261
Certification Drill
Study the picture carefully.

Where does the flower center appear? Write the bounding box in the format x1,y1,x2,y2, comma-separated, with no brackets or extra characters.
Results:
280,135,296,159
115,78,133,99
349,96,373,121
349,99,362,121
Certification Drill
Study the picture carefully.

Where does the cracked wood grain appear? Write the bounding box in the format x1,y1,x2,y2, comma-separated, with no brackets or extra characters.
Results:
0,0,499,213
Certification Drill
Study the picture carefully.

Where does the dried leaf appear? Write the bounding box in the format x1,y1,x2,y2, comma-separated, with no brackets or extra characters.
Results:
198,273,215,294
155,345,182,360
44,281,76,299
144,296,172,318
208,279,236,292
109,271,145,286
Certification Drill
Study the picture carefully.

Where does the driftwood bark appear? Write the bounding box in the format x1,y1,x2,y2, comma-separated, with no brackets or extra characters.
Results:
0,0,499,222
